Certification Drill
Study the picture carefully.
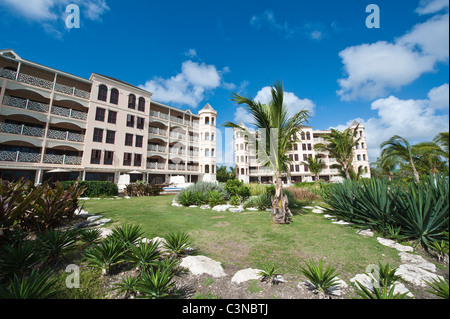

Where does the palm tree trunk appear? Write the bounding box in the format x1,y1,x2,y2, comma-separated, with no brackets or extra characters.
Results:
411,162,420,183
271,172,291,224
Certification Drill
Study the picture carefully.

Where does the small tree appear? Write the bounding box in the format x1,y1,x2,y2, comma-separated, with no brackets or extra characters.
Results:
303,157,324,183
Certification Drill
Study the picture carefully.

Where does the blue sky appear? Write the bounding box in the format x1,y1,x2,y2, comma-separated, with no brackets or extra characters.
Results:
0,0,448,165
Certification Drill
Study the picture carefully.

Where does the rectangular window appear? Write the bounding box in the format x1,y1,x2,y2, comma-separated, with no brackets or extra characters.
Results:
134,154,142,167
308,144,312,151
138,98,145,112
137,117,145,129
303,154,308,161
293,144,298,151
125,133,133,146
107,111,117,124
90,149,101,164
104,151,114,165
294,154,299,161
126,114,135,128
123,153,132,166
95,107,105,121
304,165,309,172
302,144,307,151
295,165,300,172
106,130,115,144
135,135,143,148
93,128,103,142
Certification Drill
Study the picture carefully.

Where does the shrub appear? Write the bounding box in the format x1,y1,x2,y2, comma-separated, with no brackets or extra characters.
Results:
229,195,241,206
284,187,319,203
425,277,449,299
109,224,144,247
136,267,176,299
124,182,163,197
83,237,127,275
0,239,44,279
78,228,102,247
243,193,272,210
207,190,226,207
125,241,161,273
354,278,411,299
258,264,281,285
174,182,229,205
0,269,59,299
60,180,118,197
38,229,78,264
299,259,340,297
176,190,201,206
163,232,193,257
246,183,267,196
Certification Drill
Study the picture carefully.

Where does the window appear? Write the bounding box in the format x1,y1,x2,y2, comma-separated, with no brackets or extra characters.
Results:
357,155,362,161
135,135,143,148
290,165,294,172
110,88,119,105
211,134,215,141
205,165,210,173
205,133,210,141
125,133,133,146
95,107,105,121
106,130,115,144
304,165,309,172
294,154,299,161
123,153,132,166
212,149,215,157
303,154,308,161
295,165,300,172
90,149,101,164
205,117,210,125
361,142,365,149
104,151,114,165
126,114,135,127
301,132,305,140
363,154,366,161
98,85,107,101
128,94,136,109
211,117,215,126
236,156,239,163
289,154,293,160
138,97,145,112
137,117,145,129
293,144,298,151
107,110,117,124
302,144,307,151
134,154,142,167
306,132,311,140
93,128,103,142
308,144,312,151
205,149,209,157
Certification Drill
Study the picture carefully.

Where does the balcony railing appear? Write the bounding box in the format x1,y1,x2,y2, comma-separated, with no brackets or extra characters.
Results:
0,67,16,80
42,154,82,165
2,96,50,113
148,127,167,136
0,122,45,138
150,110,169,120
54,83,90,99
169,131,186,140
168,163,186,171
51,105,87,121
170,116,184,124
187,165,199,172
148,144,167,153
47,129,85,143
146,162,167,170
0,150,41,163
169,147,185,156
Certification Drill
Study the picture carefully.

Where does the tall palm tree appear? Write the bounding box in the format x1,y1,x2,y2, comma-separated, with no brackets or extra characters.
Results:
380,135,419,183
303,157,324,183
314,125,361,180
375,155,400,182
223,81,310,224
433,132,449,159
413,141,447,181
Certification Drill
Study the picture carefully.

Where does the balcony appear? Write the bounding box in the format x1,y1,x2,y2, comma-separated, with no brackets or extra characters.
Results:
170,115,184,124
54,83,90,100
169,131,186,140
2,96,49,113
0,150,40,163
150,110,169,120
169,147,186,156
51,105,87,121
148,144,167,153
42,154,82,165
168,163,186,171
187,165,199,172
0,122,45,138
47,129,85,143
148,127,167,137
146,162,166,170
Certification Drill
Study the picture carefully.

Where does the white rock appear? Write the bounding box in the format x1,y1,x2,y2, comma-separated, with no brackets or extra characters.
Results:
303,206,314,209
328,278,348,296
99,228,113,238
189,205,198,208
229,207,244,213
79,197,90,200
172,202,184,207
350,273,413,297
150,237,168,250
356,229,374,237
231,268,262,284
323,214,336,220
212,204,232,212
315,206,326,211
90,218,112,227
332,220,351,225
395,264,444,287
399,252,436,273
246,208,259,211
200,205,211,210
86,215,102,222
180,255,226,278
377,237,414,252
312,209,324,214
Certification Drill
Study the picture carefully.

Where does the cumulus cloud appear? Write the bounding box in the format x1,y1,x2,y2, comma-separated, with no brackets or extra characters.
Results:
140,60,228,108
416,0,449,15
334,83,449,161
233,86,316,126
337,13,449,101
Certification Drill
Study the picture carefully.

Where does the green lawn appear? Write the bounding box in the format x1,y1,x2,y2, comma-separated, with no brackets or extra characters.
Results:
81,195,401,281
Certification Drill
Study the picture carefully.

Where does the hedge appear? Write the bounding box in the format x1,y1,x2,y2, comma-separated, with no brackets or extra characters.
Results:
60,180,118,197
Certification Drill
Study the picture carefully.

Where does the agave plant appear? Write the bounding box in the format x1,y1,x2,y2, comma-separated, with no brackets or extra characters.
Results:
163,231,193,257
428,232,449,263
125,240,161,273
39,228,78,264
354,278,411,299
368,262,401,289
0,239,44,279
136,267,176,299
83,237,126,275
258,264,281,285
109,224,144,247
299,259,340,298
78,228,102,247
207,190,225,207
152,256,183,275
112,275,140,299
0,269,59,299
424,276,449,299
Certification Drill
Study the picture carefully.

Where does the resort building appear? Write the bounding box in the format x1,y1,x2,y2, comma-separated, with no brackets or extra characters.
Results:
234,120,370,184
0,49,217,185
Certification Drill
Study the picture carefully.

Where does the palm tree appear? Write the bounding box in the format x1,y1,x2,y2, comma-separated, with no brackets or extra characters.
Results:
314,125,361,180
380,135,420,183
303,157,324,183
413,141,447,182
375,155,400,182
433,132,449,159
223,81,310,224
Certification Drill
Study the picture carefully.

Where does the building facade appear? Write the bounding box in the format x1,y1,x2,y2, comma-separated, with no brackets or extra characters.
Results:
234,120,370,184
0,49,217,185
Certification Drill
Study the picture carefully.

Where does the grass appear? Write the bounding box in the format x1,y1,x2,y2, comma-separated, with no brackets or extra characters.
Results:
81,194,401,282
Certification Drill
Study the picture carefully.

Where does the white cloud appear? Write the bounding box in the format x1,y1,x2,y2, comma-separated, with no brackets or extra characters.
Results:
184,49,197,59
337,13,448,101
233,86,316,126
0,0,109,21
416,0,449,15
140,60,226,108
335,84,449,162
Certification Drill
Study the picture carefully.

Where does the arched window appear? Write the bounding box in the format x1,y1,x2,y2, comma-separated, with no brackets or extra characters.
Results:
138,97,145,112
128,94,136,109
110,88,119,105
205,165,210,173
205,149,209,157
98,84,108,101
205,117,210,125
205,133,210,141
211,117,215,126
212,149,215,157
306,132,311,140
301,132,305,140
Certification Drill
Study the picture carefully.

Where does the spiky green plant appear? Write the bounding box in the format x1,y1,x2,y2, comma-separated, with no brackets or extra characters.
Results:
424,276,449,299
83,237,126,275
136,267,176,299
207,190,226,207
109,224,144,247
258,264,281,285
0,239,44,278
369,263,401,288
0,269,59,299
38,228,78,264
354,278,411,299
299,259,340,296
111,275,140,299
125,241,161,273
163,232,193,257
428,232,449,263
78,228,102,247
